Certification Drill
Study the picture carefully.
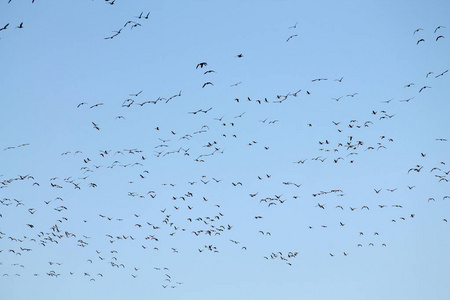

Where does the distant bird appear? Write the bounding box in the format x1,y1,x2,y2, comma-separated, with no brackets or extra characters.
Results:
236,54,243,58
316,203,325,209
435,70,448,78
413,28,423,34
202,82,213,88
286,34,298,42
417,39,425,44
90,103,103,108
436,35,444,41
419,86,431,93
129,90,142,97
0,23,9,31
196,62,207,69
289,22,298,29
434,26,445,33
17,22,23,29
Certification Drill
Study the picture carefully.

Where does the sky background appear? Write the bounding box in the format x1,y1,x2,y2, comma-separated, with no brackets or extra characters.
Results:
1,0,449,299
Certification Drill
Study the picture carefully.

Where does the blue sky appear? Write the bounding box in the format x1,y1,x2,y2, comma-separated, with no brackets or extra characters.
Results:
1,1,449,299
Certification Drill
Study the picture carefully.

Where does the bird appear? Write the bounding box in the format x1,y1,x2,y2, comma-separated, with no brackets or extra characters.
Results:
434,26,445,33
196,62,207,69
417,39,425,44
202,82,213,88
16,22,23,29
436,35,444,41
286,34,298,42
129,90,142,96
435,70,448,78
90,103,103,108
413,28,424,34
419,86,431,93
289,22,298,29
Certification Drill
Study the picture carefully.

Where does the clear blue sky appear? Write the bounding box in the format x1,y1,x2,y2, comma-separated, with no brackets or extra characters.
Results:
1,1,449,299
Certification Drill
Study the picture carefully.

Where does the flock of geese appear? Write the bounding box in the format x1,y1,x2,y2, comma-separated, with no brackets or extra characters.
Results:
414,26,445,44
1,3,449,293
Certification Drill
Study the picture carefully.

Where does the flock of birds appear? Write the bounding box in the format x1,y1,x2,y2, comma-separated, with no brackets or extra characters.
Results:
414,26,445,44
1,3,449,294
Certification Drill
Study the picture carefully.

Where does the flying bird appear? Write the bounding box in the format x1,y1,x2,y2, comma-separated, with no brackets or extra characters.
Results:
196,62,207,69
289,22,298,29
90,103,104,108
286,34,298,42
419,86,431,92
434,26,445,33
129,90,142,96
